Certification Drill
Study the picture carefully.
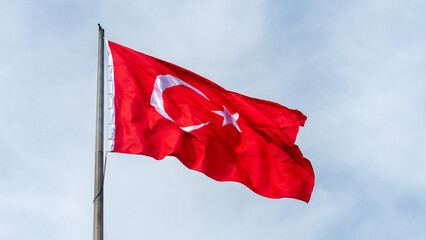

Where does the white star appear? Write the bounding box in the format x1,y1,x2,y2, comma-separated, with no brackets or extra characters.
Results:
212,106,241,132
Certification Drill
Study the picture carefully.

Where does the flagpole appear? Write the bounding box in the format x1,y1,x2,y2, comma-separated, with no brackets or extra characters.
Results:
93,24,105,240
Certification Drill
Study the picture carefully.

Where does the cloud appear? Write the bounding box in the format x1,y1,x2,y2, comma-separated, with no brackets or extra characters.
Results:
0,0,425,239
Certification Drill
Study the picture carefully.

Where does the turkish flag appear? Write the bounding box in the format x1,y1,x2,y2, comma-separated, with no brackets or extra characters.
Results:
107,41,314,202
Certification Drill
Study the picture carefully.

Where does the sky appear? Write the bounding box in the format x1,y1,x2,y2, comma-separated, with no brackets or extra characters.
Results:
1,0,426,239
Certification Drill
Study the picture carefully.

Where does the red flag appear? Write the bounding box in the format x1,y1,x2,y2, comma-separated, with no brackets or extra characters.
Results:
107,41,314,202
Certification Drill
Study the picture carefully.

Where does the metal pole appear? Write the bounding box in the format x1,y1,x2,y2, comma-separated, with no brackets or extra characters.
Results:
93,24,104,240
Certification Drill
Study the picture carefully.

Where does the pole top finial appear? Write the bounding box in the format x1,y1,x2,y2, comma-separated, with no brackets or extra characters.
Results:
98,24,104,35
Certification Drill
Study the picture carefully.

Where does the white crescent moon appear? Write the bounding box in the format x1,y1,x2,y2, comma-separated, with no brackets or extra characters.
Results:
150,74,210,132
